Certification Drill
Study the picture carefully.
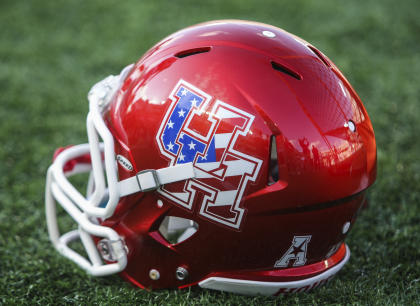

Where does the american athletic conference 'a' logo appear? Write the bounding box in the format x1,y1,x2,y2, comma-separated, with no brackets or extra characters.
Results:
156,80,262,229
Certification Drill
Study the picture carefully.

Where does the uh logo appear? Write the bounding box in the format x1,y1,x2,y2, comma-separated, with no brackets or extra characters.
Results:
156,80,262,230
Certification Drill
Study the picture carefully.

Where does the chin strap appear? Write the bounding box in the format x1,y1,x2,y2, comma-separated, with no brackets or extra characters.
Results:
118,162,195,197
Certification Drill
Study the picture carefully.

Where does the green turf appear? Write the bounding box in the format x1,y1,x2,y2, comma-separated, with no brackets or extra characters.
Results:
1,0,419,304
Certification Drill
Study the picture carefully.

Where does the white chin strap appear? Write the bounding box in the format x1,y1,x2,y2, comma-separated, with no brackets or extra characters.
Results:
119,163,195,196
45,64,195,276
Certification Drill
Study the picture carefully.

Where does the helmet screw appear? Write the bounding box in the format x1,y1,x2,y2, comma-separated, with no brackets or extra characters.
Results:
176,267,188,281
149,269,160,280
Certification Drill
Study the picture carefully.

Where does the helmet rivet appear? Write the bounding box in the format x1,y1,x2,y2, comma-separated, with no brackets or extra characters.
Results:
157,199,163,208
262,30,276,38
346,120,356,132
342,222,351,234
149,269,160,280
176,267,188,281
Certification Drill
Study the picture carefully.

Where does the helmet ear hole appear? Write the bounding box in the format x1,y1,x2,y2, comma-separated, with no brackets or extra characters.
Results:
158,216,198,244
268,135,279,185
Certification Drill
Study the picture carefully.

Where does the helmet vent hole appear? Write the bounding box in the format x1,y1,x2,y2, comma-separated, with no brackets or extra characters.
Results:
307,45,331,68
175,47,211,58
158,216,198,244
271,61,302,80
268,135,279,185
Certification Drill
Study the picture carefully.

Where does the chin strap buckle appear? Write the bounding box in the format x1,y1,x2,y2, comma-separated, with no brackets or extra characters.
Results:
136,169,160,192
117,162,196,197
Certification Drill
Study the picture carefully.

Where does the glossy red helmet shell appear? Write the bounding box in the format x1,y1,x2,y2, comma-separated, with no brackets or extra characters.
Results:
48,20,376,295
101,20,377,293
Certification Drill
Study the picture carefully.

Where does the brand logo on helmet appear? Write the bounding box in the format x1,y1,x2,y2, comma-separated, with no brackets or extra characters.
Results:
156,80,262,229
116,154,133,171
275,235,311,267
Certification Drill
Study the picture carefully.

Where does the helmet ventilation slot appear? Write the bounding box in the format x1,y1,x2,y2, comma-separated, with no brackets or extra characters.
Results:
307,45,331,67
158,216,198,244
268,135,279,185
175,47,211,58
271,61,302,80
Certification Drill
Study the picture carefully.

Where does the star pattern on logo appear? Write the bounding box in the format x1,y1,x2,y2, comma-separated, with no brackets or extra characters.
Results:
188,141,196,150
167,142,174,151
178,152,185,161
167,120,174,129
178,109,185,117
181,88,188,96
190,98,198,107
179,133,184,139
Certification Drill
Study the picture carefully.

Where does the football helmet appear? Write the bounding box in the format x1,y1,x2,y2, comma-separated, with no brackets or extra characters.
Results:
45,20,376,295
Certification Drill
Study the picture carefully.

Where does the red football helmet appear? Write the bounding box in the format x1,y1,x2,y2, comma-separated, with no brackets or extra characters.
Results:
45,20,376,295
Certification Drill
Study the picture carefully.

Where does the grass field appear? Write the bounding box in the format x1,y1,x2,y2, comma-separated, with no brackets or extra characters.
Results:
1,0,419,304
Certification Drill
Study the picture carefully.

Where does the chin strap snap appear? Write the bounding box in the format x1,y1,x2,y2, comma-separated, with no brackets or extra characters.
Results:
118,162,195,197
